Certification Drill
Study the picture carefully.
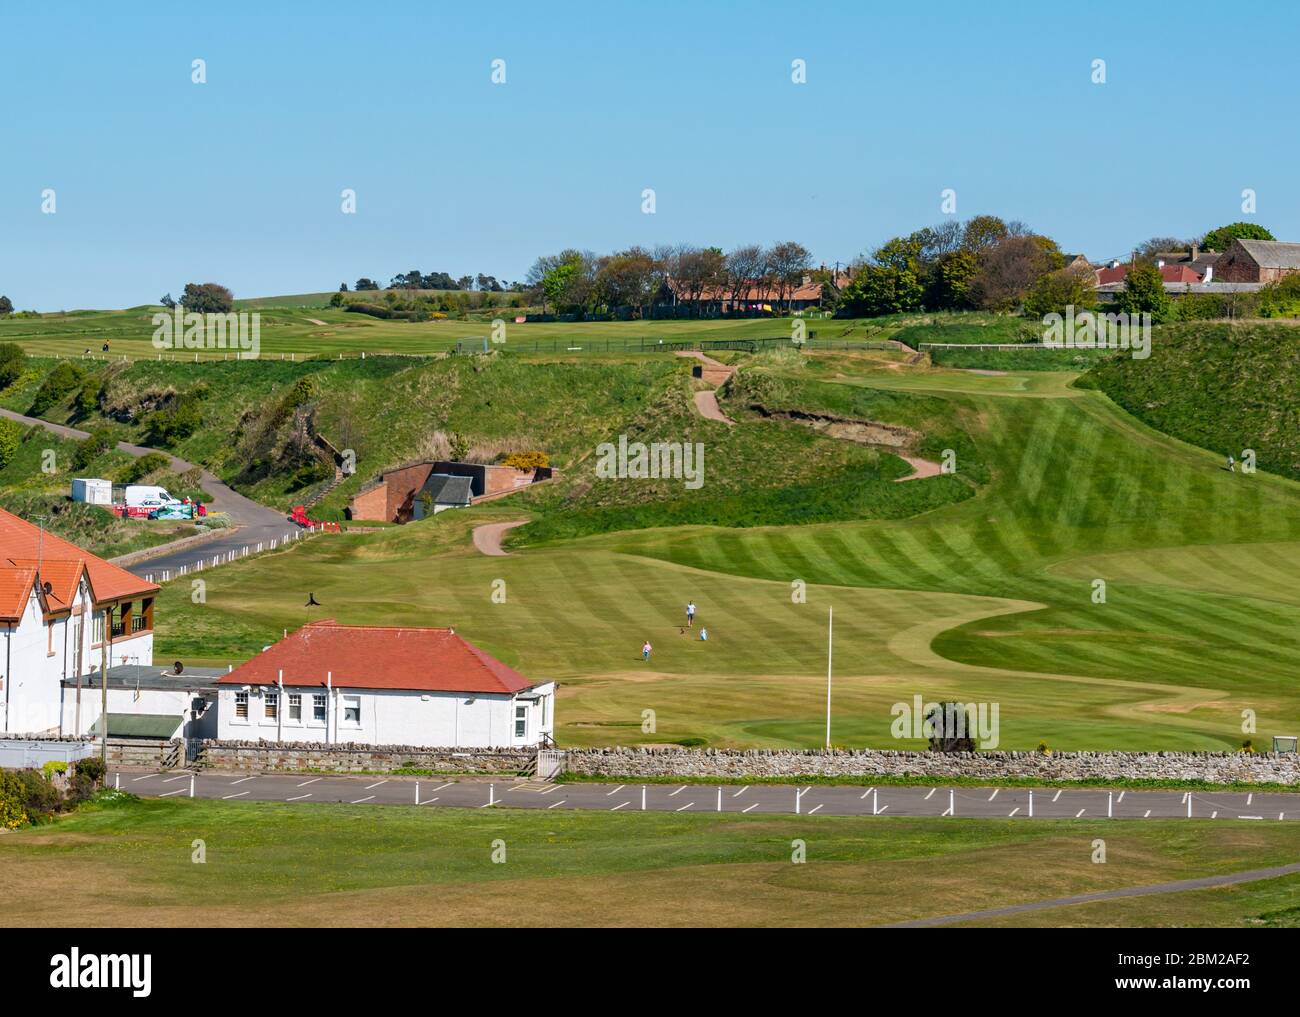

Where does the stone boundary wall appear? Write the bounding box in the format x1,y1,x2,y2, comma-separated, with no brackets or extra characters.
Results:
563,747,1300,785
194,741,1300,784
200,740,534,774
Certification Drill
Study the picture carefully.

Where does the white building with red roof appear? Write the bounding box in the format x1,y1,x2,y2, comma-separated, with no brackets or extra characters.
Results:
215,620,556,749
0,507,160,736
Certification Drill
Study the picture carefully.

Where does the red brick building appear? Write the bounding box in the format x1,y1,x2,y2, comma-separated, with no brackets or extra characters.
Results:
1210,239,1300,283
346,460,552,522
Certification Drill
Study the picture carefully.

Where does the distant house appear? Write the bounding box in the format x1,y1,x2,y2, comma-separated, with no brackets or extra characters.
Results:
1210,239,1300,283
214,620,556,749
668,271,850,314
348,459,552,523
0,508,159,737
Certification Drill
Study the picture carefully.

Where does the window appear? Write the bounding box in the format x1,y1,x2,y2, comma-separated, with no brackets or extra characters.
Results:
47,621,54,656
235,692,248,719
265,692,278,719
343,695,361,724
91,612,105,646
70,616,82,677
312,694,327,722
288,694,301,721
514,704,527,739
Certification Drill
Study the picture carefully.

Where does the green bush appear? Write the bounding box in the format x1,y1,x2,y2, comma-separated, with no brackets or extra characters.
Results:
0,342,28,391
41,760,68,780
0,418,23,471
73,428,116,470
29,361,86,415
0,771,28,829
76,756,106,784
122,451,171,483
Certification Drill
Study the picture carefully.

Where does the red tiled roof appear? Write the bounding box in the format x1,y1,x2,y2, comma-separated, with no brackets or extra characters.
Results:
0,507,157,609
0,566,38,622
216,620,538,694
1096,264,1204,285
8,558,85,611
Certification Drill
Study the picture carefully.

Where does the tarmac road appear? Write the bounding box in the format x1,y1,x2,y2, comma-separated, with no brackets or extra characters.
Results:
112,769,1300,821
0,407,301,577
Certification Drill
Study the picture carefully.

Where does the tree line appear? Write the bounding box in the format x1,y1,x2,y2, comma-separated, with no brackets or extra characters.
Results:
525,242,820,316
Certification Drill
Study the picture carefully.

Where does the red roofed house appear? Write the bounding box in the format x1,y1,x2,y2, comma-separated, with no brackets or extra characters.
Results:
215,620,556,748
0,507,159,736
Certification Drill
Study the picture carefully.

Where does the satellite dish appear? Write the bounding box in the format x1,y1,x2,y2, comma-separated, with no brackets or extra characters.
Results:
41,581,52,595
173,660,184,674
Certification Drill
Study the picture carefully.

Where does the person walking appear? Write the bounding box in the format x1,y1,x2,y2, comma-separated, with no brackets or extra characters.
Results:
642,639,652,662
1226,454,1236,473
686,600,696,628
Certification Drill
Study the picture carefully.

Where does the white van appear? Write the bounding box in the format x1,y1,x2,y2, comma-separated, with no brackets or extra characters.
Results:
124,485,181,510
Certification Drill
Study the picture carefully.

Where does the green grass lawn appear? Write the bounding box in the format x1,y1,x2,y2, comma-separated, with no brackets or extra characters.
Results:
1,797,1296,927
0,307,882,361
147,345,1300,752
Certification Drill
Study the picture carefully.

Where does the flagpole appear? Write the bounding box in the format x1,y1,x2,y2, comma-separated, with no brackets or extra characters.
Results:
825,606,832,749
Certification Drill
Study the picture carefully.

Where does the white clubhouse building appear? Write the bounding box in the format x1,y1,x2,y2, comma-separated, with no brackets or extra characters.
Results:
215,620,556,749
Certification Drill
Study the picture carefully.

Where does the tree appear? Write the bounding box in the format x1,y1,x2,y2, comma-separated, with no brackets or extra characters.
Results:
354,278,380,291
1023,264,1097,318
0,296,12,316
766,240,813,310
338,282,349,292
1132,236,1192,262
970,235,1052,311
179,282,234,314
928,249,980,310
159,293,175,308
1116,262,1172,322
1201,222,1275,252
724,244,767,309
961,215,1009,253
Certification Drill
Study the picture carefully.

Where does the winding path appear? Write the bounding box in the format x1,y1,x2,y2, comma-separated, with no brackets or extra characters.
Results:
472,519,529,556
674,350,735,425
0,408,297,574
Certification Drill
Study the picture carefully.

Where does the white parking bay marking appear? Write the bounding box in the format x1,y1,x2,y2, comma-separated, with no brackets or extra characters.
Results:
1144,810,1151,818
1075,809,1086,818
923,788,936,801
162,774,189,783
223,791,249,800
606,785,625,796
132,774,158,781
351,796,375,804
364,780,388,790
159,788,188,797
675,802,694,812
1052,790,1062,802
610,801,630,811
668,786,687,797
297,778,321,787
860,787,875,799
987,789,999,801
286,793,312,801
742,803,759,813
430,782,453,793
1008,808,1019,817
808,804,824,814
547,800,567,809
230,776,257,785
732,786,748,798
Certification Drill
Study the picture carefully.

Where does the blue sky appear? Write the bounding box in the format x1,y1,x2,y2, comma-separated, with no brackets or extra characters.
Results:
3,0,1298,309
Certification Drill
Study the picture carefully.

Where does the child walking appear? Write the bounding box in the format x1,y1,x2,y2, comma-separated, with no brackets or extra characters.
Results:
642,639,652,662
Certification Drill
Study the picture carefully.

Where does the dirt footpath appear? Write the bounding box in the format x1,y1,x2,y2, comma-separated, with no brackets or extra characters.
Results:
472,520,529,555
